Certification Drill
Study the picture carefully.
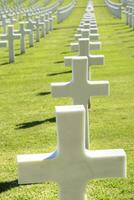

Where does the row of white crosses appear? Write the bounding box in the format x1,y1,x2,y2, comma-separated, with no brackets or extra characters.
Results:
0,1,65,63
17,0,127,200
58,4,106,149
125,5,134,29
0,12,53,63
0,14,16,34
0,0,54,24
0,6,53,33
0,0,8,9
0,0,64,25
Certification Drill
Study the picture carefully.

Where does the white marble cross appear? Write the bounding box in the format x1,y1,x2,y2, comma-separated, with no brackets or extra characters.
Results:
51,57,109,148
15,22,33,53
75,28,99,41
0,25,21,63
66,38,104,67
71,35,101,52
17,105,126,200
27,19,36,38
79,21,98,34
20,22,34,49
39,15,47,36
35,17,45,42
8,14,17,25
81,19,97,28
45,12,53,32
1,15,9,33
65,38,104,110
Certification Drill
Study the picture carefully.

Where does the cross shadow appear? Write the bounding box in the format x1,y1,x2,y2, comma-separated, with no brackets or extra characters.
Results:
15,53,21,57
16,117,56,129
0,62,9,66
47,70,71,77
94,4,106,7
54,60,64,64
77,6,90,8
61,51,70,55
128,46,134,48
0,180,19,193
65,44,70,47
37,91,51,96
54,25,77,30
113,26,130,31
99,22,123,26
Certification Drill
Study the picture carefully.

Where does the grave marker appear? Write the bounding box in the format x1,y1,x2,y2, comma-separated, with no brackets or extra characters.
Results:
71,37,101,52
67,38,103,67
17,105,126,200
0,25,21,63
1,15,8,33
35,17,48,42
75,28,99,41
15,22,33,53
51,57,109,148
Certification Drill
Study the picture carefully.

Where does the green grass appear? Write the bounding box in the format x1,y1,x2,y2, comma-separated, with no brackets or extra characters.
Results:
0,0,134,199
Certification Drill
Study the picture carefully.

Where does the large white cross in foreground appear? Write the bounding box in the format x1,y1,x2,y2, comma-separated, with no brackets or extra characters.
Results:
51,57,109,148
17,105,126,200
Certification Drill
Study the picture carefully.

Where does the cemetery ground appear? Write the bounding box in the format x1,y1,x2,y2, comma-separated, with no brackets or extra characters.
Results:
0,0,134,199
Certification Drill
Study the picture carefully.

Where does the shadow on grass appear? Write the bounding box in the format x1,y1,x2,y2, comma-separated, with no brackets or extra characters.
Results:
128,46,134,48
94,4,106,7
54,25,77,30
15,53,21,57
54,60,64,64
16,117,56,129
37,91,51,96
61,51,70,54
0,62,9,66
47,70,71,77
0,180,19,193
113,26,130,30
98,22,124,27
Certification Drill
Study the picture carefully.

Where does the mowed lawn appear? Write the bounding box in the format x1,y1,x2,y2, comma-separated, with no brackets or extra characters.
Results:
0,0,134,199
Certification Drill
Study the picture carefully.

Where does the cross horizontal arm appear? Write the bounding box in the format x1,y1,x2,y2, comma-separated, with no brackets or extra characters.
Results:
64,56,73,66
0,34,7,40
64,55,104,67
14,33,21,40
90,33,99,41
51,82,71,97
86,149,126,179
90,41,101,50
71,41,101,52
88,81,109,96
17,151,58,184
88,55,104,65
71,42,79,51
0,40,8,48
25,29,31,34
